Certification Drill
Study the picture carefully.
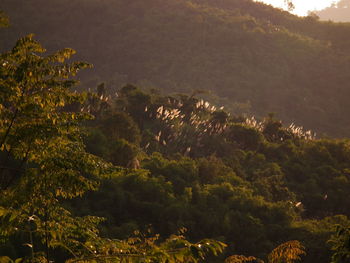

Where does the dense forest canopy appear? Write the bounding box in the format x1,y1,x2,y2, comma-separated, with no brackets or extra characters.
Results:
2,1,350,262
2,0,350,137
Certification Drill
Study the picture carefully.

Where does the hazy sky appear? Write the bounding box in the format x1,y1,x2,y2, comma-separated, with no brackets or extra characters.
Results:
256,0,338,16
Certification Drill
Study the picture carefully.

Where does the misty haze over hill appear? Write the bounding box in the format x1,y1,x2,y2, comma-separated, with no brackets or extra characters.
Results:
2,0,350,137
315,0,350,22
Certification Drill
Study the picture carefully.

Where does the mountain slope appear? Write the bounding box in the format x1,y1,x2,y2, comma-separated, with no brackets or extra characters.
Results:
2,0,350,137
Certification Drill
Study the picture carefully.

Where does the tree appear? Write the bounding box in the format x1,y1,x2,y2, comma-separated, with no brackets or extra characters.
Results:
64,229,226,263
329,225,350,263
0,11,9,27
0,34,111,261
268,240,305,263
0,34,226,263
225,240,305,263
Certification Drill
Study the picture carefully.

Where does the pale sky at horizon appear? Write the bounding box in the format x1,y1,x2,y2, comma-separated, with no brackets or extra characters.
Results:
255,0,338,16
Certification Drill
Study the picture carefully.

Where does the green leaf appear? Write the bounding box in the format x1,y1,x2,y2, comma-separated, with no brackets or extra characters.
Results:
0,257,13,263
0,207,7,217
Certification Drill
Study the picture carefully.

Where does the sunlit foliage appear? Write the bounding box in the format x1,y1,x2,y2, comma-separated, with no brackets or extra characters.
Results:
329,225,350,263
268,240,305,263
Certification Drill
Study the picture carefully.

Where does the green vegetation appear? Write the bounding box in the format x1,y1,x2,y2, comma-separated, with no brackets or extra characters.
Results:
2,1,350,262
225,240,305,263
0,36,225,262
2,0,350,137
329,225,350,263
76,83,350,262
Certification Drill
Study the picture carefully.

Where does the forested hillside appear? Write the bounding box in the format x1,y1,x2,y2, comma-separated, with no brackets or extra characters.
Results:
78,84,350,263
2,0,350,137
2,1,350,263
